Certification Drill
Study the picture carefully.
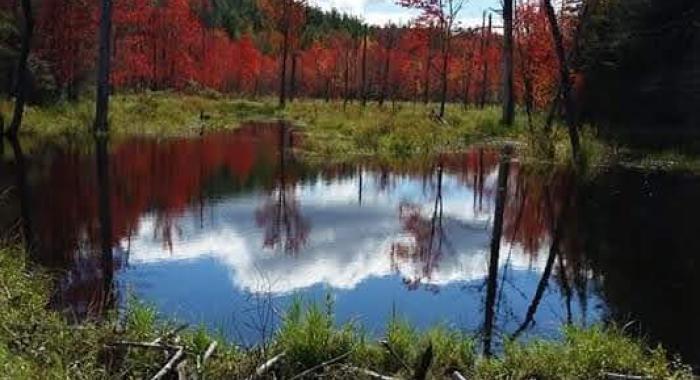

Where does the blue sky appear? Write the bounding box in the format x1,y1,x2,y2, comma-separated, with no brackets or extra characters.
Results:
311,0,501,27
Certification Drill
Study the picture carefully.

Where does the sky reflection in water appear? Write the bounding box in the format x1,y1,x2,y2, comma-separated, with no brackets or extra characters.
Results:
1,123,601,350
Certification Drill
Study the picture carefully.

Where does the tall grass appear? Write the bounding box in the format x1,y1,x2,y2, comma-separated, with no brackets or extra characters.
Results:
2,92,620,168
0,249,692,378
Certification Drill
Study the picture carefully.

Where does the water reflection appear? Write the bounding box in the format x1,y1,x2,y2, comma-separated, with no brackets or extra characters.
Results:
255,123,310,255
0,123,698,367
96,137,115,315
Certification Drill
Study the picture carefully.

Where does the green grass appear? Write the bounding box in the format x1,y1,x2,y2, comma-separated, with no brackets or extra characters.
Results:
283,100,529,160
2,93,611,165
0,92,280,140
6,92,700,172
0,246,692,379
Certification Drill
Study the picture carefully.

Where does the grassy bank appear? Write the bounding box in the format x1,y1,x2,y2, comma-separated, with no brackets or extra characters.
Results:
0,246,692,379
1,93,612,165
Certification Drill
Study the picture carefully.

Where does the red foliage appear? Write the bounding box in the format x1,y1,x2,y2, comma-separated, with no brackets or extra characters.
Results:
28,0,580,105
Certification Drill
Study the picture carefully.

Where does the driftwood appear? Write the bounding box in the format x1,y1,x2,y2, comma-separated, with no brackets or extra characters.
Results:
201,341,218,367
195,340,219,379
604,373,651,380
176,359,189,380
151,323,189,345
451,370,468,380
289,351,352,380
344,365,401,380
150,346,185,380
112,341,181,351
247,352,286,380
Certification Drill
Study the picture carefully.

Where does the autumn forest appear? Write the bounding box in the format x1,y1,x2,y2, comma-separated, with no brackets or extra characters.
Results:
0,0,699,379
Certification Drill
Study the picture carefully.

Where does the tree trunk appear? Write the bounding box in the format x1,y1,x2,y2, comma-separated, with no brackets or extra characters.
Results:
279,0,290,108
361,27,368,107
516,22,535,130
290,52,298,102
542,0,581,163
8,0,34,138
438,27,450,118
343,46,350,107
94,0,113,133
463,73,471,109
379,32,393,108
501,0,515,125
424,27,432,105
479,14,492,109
463,47,473,109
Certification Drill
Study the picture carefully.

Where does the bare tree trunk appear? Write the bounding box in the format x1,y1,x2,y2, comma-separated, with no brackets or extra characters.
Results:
94,0,113,133
379,30,393,108
438,26,450,118
279,0,291,108
361,27,368,107
479,14,492,109
343,46,350,108
462,48,473,109
290,52,298,102
516,11,535,131
543,0,581,162
8,0,34,138
424,26,433,105
501,0,515,125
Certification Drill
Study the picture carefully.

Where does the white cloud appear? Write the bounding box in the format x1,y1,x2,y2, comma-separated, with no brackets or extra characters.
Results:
310,0,498,27
309,0,368,15
122,170,553,295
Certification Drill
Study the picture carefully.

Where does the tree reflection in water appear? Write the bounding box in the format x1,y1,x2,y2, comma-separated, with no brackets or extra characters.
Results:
2,128,699,366
255,122,310,255
95,137,115,316
391,163,448,291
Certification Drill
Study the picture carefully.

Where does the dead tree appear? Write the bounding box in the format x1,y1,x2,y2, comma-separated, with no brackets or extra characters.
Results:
502,0,515,125
542,0,581,162
94,0,114,133
7,0,34,138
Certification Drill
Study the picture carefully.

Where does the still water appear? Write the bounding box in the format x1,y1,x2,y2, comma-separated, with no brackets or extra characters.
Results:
1,123,698,366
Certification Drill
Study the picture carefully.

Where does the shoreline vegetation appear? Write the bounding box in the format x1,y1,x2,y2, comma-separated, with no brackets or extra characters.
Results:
0,247,693,379
1,93,699,379
4,92,700,173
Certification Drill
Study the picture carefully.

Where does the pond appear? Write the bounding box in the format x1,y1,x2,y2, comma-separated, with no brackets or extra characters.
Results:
1,122,698,368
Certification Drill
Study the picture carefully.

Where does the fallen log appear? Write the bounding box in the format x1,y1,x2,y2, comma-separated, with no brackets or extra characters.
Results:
201,341,218,367
150,346,185,380
344,365,401,380
246,352,286,380
111,341,181,351
604,373,651,380
151,323,189,345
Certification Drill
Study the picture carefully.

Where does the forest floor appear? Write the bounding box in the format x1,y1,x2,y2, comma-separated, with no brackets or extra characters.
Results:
4,92,700,171
0,246,692,379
